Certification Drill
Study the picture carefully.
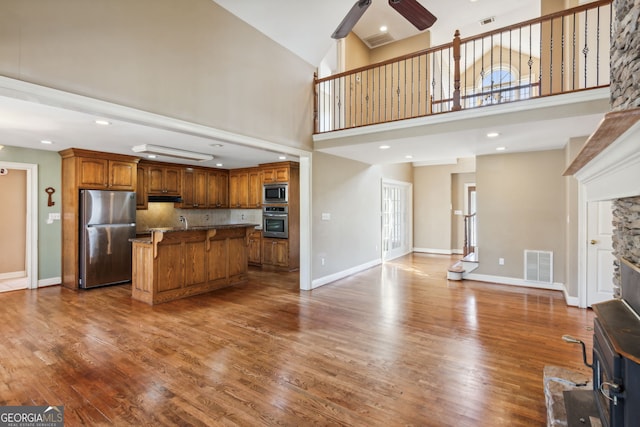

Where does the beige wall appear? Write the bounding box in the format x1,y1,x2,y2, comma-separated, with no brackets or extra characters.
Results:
0,0,314,150
370,33,431,64
381,163,413,183
474,150,566,282
564,136,587,297
345,33,371,71
0,168,26,274
312,153,382,278
413,158,475,252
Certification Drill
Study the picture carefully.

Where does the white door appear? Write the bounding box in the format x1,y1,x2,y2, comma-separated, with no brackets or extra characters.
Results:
382,181,412,261
586,200,615,306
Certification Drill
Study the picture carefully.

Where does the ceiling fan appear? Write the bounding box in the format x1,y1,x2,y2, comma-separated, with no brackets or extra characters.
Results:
332,0,437,39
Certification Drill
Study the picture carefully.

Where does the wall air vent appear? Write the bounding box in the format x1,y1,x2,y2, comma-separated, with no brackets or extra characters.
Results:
363,32,396,48
479,16,495,26
524,250,553,284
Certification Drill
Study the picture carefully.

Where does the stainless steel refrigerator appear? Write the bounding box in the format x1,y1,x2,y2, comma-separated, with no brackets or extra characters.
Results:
79,189,136,289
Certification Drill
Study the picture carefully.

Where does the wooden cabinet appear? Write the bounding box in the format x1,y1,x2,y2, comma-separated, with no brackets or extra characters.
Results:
248,169,262,208
75,157,137,190
258,161,300,271
59,148,140,289
136,164,147,210
181,168,208,208
207,170,229,208
148,164,181,195
248,230,262,265
262,238,289,267
229,169,249,208
262,165,289,184
131,226,253,305
229,167,261,209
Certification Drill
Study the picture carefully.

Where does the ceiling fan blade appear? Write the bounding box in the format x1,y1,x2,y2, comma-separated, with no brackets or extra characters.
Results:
388,0,437,31
332,0,372,39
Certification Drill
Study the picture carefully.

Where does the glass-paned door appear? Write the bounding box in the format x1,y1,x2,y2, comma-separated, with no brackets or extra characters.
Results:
382,181,412,261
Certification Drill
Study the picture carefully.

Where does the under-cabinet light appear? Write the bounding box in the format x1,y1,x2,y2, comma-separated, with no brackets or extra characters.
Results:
132,144,213,161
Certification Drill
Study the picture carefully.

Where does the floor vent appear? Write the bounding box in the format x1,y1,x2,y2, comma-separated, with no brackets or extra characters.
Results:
363,32,396,48
524,250,553,284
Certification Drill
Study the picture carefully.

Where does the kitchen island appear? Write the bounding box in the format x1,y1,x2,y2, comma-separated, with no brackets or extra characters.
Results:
130,224,258,304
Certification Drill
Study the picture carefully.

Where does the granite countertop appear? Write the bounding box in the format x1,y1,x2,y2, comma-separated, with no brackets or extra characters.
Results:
131,223,260,244
146,223,260,233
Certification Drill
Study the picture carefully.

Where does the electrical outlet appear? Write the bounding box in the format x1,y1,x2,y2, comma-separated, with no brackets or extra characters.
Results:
321,257,325,266
499,258,505,265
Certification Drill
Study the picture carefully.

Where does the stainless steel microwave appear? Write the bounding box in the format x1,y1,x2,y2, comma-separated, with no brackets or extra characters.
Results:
263,183,288,204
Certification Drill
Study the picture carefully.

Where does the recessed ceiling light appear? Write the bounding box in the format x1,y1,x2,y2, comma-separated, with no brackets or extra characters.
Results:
147,154,157,159
496,146,507,151
279,156,287,160
380,25,388,32
486,132,500,138
95,119,111,126
405,155,413,159
379,145,391,150
216,163,223,167
40,140,53,145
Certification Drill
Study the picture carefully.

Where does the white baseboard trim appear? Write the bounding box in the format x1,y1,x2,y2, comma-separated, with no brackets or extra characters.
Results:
38,277,61,288
452,249,463,255
562,287,579,306
311,259,382,289
413,247,454,255
0,271,26,280
464,273,564,291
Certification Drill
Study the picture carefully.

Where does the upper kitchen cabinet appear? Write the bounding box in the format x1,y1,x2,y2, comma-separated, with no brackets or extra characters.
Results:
60,148,139,191
229,169,249,208
229,167,262,209
136,163,147,210
207,170,229,208
262,164,290,183
248,169,262,208
147,163,181,195
181,167,208,208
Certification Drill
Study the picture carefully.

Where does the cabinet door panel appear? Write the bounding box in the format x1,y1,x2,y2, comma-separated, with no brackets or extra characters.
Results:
77,158,108,188
185,241,207,286
148,167,165,193
164,168,181,195
228,238,247,277
109,161,136,190
208,240,227,281
156,242,184,292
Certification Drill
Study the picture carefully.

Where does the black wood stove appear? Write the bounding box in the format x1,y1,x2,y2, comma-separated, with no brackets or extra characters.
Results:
565,258,640,426
589,258,640,427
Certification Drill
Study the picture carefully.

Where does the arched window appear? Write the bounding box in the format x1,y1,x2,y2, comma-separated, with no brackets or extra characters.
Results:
478,67,518,105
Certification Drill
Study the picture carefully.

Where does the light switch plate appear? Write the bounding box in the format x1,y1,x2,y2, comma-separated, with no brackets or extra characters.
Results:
321,213,331,221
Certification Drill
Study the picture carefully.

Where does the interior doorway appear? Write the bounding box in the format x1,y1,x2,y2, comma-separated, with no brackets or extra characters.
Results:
586,200,615,306
464,183,477,256
0,162,38,292
382,180,412,261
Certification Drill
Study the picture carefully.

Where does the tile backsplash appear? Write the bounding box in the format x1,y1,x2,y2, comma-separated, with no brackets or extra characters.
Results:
136,203,262,232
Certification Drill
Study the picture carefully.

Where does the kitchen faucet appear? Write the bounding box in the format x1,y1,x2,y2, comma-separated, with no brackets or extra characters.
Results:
179,215,188,229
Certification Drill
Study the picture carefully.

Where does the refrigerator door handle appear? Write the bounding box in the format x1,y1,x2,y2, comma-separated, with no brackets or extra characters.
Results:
86,223,136,227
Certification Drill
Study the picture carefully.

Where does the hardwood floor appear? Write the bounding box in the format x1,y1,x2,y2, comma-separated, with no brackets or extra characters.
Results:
0,253,594,426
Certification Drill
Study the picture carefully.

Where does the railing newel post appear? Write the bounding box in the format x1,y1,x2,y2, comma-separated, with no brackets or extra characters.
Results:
452,30,462,111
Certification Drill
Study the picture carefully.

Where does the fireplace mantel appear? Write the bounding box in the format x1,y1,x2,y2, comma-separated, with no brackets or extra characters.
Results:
565,107,640,201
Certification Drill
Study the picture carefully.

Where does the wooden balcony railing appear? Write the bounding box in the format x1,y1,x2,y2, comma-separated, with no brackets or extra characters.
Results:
314,0,612,134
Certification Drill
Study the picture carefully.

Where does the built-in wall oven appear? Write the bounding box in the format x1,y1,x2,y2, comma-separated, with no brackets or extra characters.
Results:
263,206,288,238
